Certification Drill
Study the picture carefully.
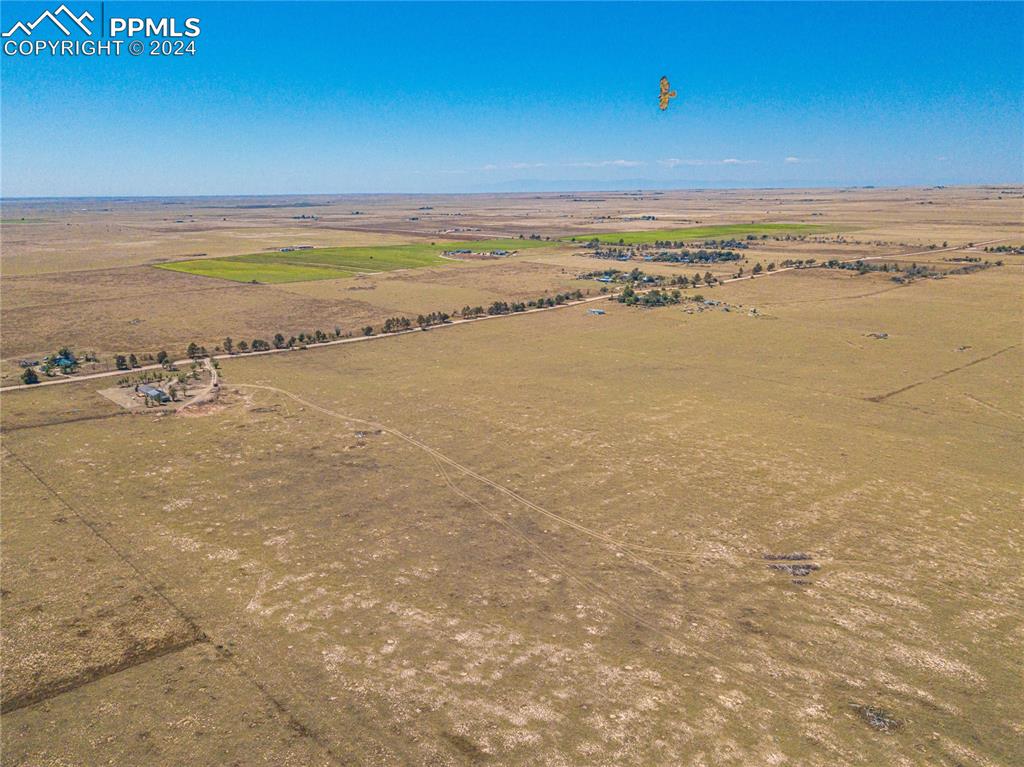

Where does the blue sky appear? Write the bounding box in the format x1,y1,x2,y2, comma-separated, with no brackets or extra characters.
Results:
1,1,1021,196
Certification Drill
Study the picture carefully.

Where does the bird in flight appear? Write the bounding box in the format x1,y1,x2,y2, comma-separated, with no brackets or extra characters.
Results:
658,76,677,111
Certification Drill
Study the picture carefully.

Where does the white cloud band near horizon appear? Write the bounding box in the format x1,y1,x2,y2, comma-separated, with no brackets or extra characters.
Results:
441,156,830,175
659,158,762,168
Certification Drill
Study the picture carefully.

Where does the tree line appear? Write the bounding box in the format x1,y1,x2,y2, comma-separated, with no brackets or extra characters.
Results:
16,288,597,386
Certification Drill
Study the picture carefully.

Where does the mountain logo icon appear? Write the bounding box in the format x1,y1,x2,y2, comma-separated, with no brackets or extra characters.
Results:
2,4,94,37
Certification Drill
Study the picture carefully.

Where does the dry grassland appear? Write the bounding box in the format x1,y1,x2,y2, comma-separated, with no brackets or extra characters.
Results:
1,186,1021,766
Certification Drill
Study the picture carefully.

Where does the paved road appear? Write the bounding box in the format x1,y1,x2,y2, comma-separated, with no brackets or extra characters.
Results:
1,238,1008,394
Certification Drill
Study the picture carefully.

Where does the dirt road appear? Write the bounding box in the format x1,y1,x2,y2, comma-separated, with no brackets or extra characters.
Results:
0,294,609,393
1,239,1007,394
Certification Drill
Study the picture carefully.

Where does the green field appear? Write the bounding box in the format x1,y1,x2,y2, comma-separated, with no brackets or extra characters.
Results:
565,223,834,245
157,258,357,283
155,239,549,283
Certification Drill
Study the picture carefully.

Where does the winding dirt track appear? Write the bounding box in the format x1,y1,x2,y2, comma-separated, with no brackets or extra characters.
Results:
235,383,698,560
229,383,814,714
233,384,988,583
230,383,998,721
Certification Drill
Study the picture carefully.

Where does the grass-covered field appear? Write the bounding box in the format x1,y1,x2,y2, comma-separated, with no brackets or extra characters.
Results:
157,258,356,283
3,262,1020,765
566,223,834,244
156,239,549,283
3,188,1023,765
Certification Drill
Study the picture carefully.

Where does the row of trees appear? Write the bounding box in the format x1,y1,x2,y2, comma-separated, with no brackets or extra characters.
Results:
206,312,457,352
486,301,527,315
645,238,749,250
581,268,657,284
114,353,140,370
525,289,584,308
17,285,600,388
581,266,731,292
650,249,743,263
416,311,451,328
382,317,413,333
736,262,775,276
461,290,586,319
819,259,996,283
667,271,718,287
216,327,346,356
116,365,201,392
617,286,683,307
823,259,910,275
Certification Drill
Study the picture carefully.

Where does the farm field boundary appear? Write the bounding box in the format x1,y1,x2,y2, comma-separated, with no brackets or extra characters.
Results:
156,239,551,284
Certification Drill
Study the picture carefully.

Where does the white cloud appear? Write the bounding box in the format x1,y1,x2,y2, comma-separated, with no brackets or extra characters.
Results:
567,159,646,168
660,157,761,167
785,156,801,164
477,161,547,171
452,156,770,175
659,158,710,168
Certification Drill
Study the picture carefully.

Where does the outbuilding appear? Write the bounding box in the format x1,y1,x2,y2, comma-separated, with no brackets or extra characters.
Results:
136,384,171,403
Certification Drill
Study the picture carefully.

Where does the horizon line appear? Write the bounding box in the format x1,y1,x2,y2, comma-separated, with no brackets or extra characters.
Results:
3,181,1022,203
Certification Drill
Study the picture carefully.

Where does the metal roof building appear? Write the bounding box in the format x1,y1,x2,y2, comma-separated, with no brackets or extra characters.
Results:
136,384,171,403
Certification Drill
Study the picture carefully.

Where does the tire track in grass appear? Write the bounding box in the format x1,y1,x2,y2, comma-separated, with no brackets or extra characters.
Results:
235,383,1015,584
866,344,1019,403
235,383,726,562
234,384,890,743
2,448,371,766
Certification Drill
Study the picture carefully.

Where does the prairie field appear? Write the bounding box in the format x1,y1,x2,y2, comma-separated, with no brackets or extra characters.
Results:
155,257,359,283
1,186,1022,766
566,222,833,244
156,239,549,284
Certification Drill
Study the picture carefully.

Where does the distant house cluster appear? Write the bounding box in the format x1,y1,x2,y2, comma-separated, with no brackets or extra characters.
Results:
442,248,515,258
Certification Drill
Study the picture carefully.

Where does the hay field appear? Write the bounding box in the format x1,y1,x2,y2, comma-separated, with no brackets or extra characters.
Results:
155,239,549,284
0,252,587,379
1,186,1022,765
4,187,1018,378
5,185,1016,276
155,257,359,283
0,196,417,276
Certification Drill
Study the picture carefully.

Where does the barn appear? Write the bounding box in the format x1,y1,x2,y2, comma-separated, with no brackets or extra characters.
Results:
136,384,171,403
